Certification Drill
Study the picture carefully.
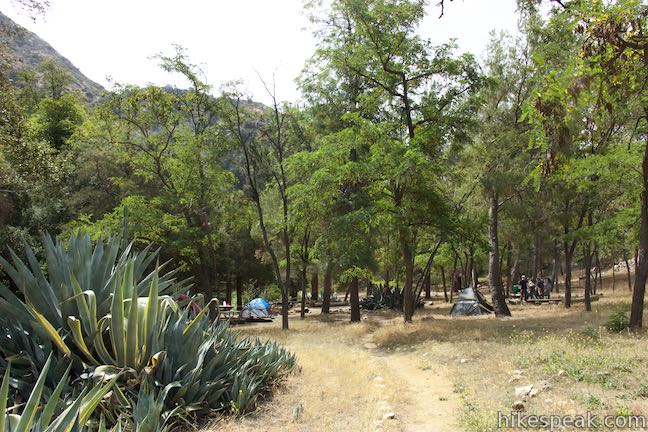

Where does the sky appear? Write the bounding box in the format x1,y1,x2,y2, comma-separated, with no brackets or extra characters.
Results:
0,0,522,104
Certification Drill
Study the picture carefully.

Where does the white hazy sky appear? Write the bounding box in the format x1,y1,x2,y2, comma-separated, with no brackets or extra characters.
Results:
0,0,521,104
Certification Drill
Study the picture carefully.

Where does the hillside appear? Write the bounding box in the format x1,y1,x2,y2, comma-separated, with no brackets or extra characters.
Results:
0,10,104,102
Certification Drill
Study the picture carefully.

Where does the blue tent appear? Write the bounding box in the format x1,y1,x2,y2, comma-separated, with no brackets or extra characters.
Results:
240,297,273,320
247,298,271,311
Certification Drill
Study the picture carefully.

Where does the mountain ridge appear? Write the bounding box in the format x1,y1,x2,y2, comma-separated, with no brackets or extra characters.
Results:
0,10,105,102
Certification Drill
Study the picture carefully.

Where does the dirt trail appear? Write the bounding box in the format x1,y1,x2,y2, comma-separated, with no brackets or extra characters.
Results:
360,327,460,432
207,316,460,432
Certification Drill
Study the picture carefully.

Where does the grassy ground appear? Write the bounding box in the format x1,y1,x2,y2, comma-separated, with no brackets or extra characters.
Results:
205,273,648,432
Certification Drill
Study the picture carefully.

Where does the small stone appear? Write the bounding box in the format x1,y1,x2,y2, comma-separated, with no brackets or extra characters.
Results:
459,358,468,364
514,385,534,398
383,412,396,420
292,403,304,421
373,375,384,382
557,369,566,377
539,380,552,391
512,400,525,411
512,369,524,375
529,388,539,398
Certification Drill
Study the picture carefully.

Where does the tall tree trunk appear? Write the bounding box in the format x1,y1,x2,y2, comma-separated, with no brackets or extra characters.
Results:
596,247,603,289
291,278,299,300
505,241,512,297
441,266,448,302
624,250,632,290
235,273,243,310
552,239,560,293
629,140,648,330
583,212,593,312
225,273,232,305
450,254,458,303
612,262,616,291
467,251,474,289
384,268,390,294
311,272,319,302
300,270,308,319
510,247,520,291
583,245,592,312
488,192,511,317
564,241,573,309
424,272,432,299
402,230,415,322
350,276,360,322
322,263,332,314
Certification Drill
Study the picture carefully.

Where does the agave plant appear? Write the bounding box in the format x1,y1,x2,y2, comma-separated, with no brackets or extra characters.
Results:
0,356,115,432
0,230,297,429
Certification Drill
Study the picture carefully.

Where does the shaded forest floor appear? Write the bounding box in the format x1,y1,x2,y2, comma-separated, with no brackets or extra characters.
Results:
205,272,648,432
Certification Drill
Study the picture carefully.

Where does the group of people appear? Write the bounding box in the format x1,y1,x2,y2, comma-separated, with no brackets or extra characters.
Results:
512,275,553,301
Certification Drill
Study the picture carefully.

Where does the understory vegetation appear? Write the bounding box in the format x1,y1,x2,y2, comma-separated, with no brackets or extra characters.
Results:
0,232,296,430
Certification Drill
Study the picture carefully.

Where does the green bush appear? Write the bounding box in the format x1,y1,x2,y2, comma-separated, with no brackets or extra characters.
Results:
606,307,630,332
0,232,296,430
262,284,282,302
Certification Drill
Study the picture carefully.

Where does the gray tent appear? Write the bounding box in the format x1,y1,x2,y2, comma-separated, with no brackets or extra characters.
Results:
449,287,494,316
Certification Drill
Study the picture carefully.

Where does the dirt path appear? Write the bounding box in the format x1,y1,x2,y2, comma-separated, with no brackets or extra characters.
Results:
360,328,460,432
207,317,460,432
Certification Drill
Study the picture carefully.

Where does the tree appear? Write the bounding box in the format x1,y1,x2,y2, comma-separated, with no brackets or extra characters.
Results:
305,0,482,322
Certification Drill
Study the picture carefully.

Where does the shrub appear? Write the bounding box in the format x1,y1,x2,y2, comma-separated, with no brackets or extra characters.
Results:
606,307,630,332
0,232,296,429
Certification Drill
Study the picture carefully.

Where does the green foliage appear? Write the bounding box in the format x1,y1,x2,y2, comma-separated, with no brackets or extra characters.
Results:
0,231,296,429
606,307,631,333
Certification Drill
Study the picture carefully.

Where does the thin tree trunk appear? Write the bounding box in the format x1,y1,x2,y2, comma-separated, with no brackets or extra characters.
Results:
533,232,540,281
510,248,520,293
322,263,332,314
226,273,232,305
300,271,308,319
402,233,415,322
552,239,560,293
564,242,573,309
311,272,319,302
236,273,243,310
612,263,616,291
350,276,360,322
583,212,593,312
441,266,448,302
596,247,603,289
583,245,592,312
488,192,511,317
629,139,648,330
424,272,432,299
384,268,390,294
505,241,512,297
624,250,632,291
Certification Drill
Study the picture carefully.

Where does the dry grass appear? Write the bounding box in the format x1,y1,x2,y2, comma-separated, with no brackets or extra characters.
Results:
371,282,648,431
205,319,388,432
202,273,648,432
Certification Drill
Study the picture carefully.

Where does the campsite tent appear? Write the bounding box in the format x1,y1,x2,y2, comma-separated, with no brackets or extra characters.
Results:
240,297,273,320
449,287,494,316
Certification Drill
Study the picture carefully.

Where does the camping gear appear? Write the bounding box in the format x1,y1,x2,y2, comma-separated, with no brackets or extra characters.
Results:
449,287,494,316
240,297,273,320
